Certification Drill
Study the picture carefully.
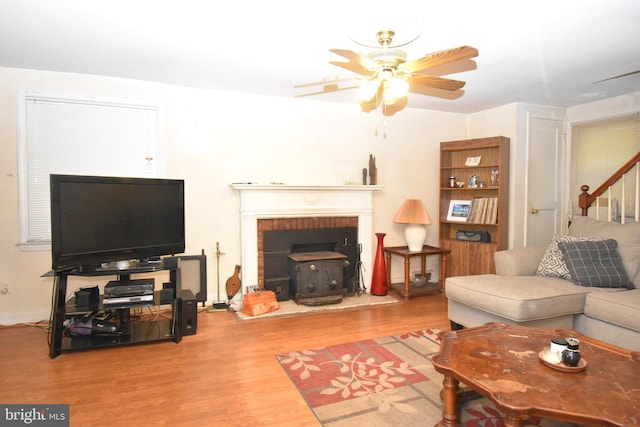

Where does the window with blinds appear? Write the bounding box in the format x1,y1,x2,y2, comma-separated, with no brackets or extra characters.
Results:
570,112,640,220
17,90,164,249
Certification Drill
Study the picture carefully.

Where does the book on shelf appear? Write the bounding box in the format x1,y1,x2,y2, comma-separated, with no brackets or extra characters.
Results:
467,197,498,224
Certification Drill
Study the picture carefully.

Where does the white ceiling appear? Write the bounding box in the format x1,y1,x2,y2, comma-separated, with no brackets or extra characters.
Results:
1,0,639,113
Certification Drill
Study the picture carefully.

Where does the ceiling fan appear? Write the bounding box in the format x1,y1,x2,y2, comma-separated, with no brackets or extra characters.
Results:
296,29,478,107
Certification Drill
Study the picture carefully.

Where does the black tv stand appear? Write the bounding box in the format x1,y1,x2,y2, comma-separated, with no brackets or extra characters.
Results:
47,260,183,358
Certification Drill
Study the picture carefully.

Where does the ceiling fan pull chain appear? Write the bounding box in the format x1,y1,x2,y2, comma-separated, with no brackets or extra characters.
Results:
383,116,388,139
382,103,388,139
374,93,380,137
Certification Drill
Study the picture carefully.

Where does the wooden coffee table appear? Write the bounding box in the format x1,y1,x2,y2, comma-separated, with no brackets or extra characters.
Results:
431,322,640,427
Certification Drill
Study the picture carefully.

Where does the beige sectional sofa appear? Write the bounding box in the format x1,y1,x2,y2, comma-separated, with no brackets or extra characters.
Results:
445,216,640,351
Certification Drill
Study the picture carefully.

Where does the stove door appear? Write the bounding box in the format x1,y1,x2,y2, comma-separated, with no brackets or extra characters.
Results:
289,259,345,304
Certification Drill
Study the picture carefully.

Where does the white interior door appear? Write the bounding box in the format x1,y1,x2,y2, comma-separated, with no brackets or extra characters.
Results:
526,116,565,246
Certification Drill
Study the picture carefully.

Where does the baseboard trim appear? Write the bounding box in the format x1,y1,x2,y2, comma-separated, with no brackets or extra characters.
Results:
0,310,51,326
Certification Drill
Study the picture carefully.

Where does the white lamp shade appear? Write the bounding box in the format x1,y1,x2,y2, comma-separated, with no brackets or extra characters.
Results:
404,223,427,251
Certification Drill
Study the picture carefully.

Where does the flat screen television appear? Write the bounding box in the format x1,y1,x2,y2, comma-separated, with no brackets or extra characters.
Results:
50,174,185,272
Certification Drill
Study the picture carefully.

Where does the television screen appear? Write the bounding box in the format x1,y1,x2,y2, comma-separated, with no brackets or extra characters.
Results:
50,174,185,272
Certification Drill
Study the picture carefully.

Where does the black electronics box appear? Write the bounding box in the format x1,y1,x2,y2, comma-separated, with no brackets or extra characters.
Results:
74,286,99,309
104,279,155,298
456,230,491,243
264,276,291,301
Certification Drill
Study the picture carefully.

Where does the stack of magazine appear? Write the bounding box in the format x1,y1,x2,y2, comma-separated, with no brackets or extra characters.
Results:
467,197,498,224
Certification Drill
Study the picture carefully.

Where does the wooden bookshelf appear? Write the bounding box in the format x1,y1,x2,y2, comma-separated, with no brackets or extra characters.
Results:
439,136,510,276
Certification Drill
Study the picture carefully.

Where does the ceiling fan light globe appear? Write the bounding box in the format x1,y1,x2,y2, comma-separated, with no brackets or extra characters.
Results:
358,79,379,102
383,89,398,105
389,77,409,98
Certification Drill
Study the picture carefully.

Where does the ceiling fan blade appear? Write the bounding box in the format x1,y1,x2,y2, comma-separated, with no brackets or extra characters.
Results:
294,84,359,98
330,48,366,62
408,74,466,91
420,59,477,77
295,76,359,88
405,46,478,73
329,61,373,76
594,69,640,83
408,85,465,100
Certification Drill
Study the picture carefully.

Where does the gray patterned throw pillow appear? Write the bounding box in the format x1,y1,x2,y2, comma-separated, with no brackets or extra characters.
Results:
535,234,595,280
557,239,632,288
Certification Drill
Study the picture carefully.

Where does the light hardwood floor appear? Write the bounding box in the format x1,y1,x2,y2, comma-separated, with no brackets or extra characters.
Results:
0,294,450,427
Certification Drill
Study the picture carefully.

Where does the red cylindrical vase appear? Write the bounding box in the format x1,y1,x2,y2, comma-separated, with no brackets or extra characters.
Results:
370,232,387,296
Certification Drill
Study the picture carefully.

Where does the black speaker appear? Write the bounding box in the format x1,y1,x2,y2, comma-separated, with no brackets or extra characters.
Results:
160,287,174,304
179,289,198,336
166,250,208,306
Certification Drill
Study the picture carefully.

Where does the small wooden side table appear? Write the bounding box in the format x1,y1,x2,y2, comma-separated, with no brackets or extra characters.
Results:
384,245,450,298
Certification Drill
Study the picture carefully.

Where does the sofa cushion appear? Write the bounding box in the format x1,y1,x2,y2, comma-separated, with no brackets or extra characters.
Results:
535,234,594,280
583,289,640,332
557,239,632,289
569,216,640,287
495,245,547,276
445,274,589,322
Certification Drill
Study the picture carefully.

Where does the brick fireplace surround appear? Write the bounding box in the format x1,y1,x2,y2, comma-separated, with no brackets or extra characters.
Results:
231,184,382,294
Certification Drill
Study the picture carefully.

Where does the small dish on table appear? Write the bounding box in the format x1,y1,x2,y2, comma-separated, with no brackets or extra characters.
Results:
538,347,587,372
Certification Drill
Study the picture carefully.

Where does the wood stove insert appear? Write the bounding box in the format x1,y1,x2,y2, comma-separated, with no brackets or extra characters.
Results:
288,249,348,306
262,225,358,302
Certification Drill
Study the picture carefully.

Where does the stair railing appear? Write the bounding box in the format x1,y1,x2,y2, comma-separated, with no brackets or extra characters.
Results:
579,151,640,223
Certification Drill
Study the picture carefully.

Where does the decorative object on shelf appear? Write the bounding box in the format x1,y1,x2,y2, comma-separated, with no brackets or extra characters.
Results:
446,199,472,222
448,176,456,188
368,154,377,185
468,174,480,188
370,233,387,295
465,155,482,166
393,199,432,251
490,168,499,186
362,168,368,185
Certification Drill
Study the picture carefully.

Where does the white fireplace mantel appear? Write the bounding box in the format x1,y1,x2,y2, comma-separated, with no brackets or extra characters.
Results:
230,184,382,293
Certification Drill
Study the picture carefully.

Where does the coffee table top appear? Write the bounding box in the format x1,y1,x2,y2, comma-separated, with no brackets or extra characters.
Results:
432,322,640,426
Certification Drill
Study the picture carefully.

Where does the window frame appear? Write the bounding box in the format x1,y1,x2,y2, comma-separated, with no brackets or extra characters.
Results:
16,89,165,250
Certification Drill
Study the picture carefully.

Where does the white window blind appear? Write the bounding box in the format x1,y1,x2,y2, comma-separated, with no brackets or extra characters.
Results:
17,90,164,248
570,112,640,218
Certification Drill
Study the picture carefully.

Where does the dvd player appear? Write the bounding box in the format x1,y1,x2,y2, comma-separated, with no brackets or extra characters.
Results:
103,294,154,305
104,279,155,298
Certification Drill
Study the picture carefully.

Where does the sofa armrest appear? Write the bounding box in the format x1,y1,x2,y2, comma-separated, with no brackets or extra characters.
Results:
494,245,547,276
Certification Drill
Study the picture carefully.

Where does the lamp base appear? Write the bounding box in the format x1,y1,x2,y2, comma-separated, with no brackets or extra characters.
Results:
405,224,427,251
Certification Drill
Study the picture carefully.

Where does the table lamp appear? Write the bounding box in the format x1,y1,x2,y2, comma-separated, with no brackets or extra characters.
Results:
393,199,432,251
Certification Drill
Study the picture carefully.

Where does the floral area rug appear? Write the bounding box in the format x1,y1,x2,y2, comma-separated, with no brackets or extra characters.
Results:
276,329,582,427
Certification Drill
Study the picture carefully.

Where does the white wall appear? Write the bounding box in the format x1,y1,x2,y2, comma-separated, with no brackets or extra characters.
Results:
0,67,469,324
468,103,520,246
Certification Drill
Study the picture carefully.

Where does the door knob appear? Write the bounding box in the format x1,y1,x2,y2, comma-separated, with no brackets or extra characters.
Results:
530,208,539,214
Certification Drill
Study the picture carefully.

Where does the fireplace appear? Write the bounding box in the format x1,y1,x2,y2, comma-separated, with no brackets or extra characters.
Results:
261,219,358,303
230,184,382,295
